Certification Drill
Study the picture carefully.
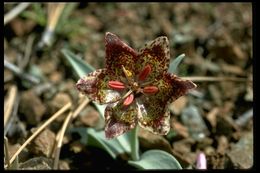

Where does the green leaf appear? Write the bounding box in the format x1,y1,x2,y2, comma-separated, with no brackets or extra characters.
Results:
128,150,182,170
69,127,133,159
61,49,95,78
87,128,128,159
61,49,105,118
168,54,185,74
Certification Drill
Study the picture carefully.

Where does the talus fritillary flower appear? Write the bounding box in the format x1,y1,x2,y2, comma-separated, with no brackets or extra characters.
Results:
76,32,197,139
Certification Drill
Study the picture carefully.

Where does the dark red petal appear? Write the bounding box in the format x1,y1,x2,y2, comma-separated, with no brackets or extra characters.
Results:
136,98,170,135
105,32,138,78
76,69,123,104
135,73,196,135
135,36,170,81
104,101,137,139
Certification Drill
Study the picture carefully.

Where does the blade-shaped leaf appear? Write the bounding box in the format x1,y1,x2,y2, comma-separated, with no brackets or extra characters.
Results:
128,150,182,170
69,127,131,159
61,49,95,78
168,54,185,74
61,49,104,118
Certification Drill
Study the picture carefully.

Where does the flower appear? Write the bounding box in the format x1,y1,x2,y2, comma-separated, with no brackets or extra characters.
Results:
76,32,197,139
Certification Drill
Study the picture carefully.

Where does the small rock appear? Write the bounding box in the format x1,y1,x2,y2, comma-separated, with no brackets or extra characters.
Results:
70,141,85,154
79,106,99,127
181,105,209,141
19,157,53,170
28,128,56,157
172,138,196,154
227,132,253,169
171,119,189,139
169,96,188,115
10,18,36,36
49,92,72,117
84,14,103,30
38,59,57,75
52,92,71,109
59,160,70,170
19,90,46,125
216,116,239,138
8,143,29,163
49,71,63,84
207,152,229,169
138,128,172,154
217,135,229,155
206,107,219,129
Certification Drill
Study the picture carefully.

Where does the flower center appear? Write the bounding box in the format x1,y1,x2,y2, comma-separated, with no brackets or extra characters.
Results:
108,65,159,106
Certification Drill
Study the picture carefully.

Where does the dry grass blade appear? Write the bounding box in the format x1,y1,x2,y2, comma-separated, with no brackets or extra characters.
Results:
4,85,18,127
4,3,31,25
48,3,66,31
53,112,73,169
4,136,11,168
19,34,35,70
39,3,66,47
4,57,40,84
181,76,251,82
53,98,90,169
8,102,72,166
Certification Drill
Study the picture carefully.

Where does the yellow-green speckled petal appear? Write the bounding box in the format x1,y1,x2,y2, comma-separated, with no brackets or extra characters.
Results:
76,69,127,104
136,73,196,134
104,100,138,139
105,32,138,78
135,36,170,82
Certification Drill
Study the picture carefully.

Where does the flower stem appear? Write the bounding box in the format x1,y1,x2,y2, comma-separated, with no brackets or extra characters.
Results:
130,126,140,161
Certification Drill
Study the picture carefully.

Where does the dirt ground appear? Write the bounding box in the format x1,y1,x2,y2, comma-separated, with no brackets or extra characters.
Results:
4,3,253,170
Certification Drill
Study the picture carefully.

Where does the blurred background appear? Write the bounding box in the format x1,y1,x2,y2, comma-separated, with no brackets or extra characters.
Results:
4,3,253,169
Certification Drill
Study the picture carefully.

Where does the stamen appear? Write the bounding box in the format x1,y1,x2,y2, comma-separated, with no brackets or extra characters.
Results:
108,81,125,90
138,64,152,81
143,86,159,94
122,65,134,84
123,93,134,106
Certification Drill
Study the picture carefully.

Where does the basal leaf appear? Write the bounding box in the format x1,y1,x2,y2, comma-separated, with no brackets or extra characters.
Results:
128,150,182,170
168,54,185,74
61,49,95,78
61,49,104,118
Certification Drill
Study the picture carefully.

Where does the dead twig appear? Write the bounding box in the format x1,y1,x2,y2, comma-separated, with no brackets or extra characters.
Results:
19,34,35,70
4,3,31,25
8,102,72,166
181,76,251,82
4,137,11,168
4,57,40,84
38,3,66,47
53,112,73,169
4,93,20,136
53,98,89,169
4,85,18,127
235,108,253,127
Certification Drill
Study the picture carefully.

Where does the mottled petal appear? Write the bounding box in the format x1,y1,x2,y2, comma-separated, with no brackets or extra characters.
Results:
137,97,170,135
76,69,126,104
164,73,197,103
136,36,170,82
136,73,196,134
104,101,138,139
105,32,138,78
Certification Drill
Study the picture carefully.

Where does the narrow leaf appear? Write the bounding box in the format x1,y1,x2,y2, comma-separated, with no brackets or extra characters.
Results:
61,49,104,118
61,49,95,78
168,54,185,74
128,150,182,170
